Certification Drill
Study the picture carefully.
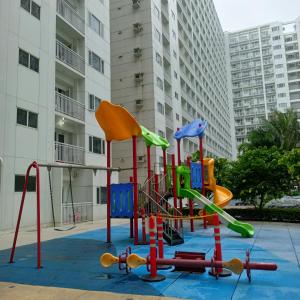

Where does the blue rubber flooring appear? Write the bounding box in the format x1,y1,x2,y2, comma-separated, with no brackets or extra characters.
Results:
0,222,300,299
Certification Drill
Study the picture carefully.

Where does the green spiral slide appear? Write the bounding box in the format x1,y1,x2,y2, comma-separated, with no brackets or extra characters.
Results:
180,188,254,238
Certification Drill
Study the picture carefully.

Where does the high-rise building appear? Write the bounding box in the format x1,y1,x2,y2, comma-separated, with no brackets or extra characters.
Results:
110,0,233,182
226,17,300,148
0,0,113,230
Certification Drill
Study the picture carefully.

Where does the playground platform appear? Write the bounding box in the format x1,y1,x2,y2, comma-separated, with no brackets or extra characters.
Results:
0,221,299,300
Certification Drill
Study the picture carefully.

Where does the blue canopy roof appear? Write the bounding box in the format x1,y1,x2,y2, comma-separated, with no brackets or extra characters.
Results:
174,119,208,140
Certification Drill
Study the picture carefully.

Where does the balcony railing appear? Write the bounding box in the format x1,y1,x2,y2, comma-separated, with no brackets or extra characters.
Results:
57,0,84,34
55,92,85,121
62,202,93,225
56,40,85,75
55,142,84,165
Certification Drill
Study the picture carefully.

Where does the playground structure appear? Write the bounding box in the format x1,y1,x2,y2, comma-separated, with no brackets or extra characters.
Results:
10,100,256,269
100,214,278,282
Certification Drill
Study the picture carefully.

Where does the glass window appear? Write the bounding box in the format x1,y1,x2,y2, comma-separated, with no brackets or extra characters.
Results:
89,13,104,37
20,0,30,12
30,55,39,72
93,137,101,154
156,77,163,90
100,187,107,204
15,175,36,192
28,111,38,128
89,51,104,73
31,1,40,19
89,136,105,154
156,52,162,65
157,102,164,115
17,108,27,126
19,49,29,67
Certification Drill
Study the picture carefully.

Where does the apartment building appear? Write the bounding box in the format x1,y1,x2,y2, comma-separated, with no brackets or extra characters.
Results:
110,0,234,182
0,0,114,230
226,17,300,147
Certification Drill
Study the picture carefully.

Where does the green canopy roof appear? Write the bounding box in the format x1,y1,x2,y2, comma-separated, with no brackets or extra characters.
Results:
141,126,170,149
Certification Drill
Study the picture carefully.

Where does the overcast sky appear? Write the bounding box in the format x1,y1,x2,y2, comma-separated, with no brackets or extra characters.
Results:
213,0,300,32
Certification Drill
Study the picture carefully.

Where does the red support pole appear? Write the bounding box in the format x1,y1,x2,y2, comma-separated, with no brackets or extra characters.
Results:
141,208,146,244
187,157,194,232
149,216,157,277
130,218,134,238
10,161,41,269
199,137,207,229
157,212,164,259
162,149,168,211
213,214,222,273
106,140,111,243
34,163,41,269
146,145,151,195
154,174,159,203
132,136,139,245
171,154,178,229
141,215,165,282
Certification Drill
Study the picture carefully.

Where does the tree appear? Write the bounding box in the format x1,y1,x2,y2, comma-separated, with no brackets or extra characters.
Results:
227,147,291,210
214,158,232,186
279,148,300,182
238,109,300,153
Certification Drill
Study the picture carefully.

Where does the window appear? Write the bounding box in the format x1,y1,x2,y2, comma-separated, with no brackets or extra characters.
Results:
277,83,285,88
175,92,178,99
273,45,281,50
278,93,286,98
174,71,177,79
157,102,164,115
19,49,39,72
274,54,282,60
173,50,177,58
171,10,175,20
272,26,280,32
176,113,179,120
89,136,105,154
21,0,40,20
96,187,107,204
154,5,160,19
276,73,284,78
172,30,176,39
275,64,283,69
17,108,38,128
15,175,36,192
156,77,163,90
272,36,280,41
89,94,102,111
88,12,104,37
158,130,165,138
88,50,104,73
156,52,162,65
154,27,161,42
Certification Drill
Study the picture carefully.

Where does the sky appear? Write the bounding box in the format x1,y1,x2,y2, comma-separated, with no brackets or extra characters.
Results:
213,0,300,32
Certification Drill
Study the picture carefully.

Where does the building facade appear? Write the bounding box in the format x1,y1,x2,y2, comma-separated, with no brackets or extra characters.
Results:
226,17,300,147
110,0,233,182
0,0,114,230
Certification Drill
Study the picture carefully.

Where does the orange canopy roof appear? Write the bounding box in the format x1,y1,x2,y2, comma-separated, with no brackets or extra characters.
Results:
95,101,142,141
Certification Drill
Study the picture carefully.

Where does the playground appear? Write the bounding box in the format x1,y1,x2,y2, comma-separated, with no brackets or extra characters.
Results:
1,101,299,299
0,221,300,299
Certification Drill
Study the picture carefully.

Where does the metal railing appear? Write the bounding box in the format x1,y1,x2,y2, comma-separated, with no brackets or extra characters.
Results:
57,0,85,34
56,40,85,75
55,142,84,165
55,92,85,121
62,202,93,224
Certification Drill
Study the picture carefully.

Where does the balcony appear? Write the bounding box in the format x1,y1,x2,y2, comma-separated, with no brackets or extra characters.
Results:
55,142,84,165
55,92,85,121
56,40,85,76
57,0,84,35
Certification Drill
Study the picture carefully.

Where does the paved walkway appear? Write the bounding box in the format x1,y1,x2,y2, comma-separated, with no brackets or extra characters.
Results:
0,221,299,299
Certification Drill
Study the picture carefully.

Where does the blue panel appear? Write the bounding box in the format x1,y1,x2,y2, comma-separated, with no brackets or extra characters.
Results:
111,183,134,218
174,119,207,140
191,162,202,189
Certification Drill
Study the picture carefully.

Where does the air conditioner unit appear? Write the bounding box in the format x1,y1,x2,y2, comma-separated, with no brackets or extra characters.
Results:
137,155,145,163
132,0,141,9
133,47,142,58
135,99,144,108
134,72,144,83
133,23,143,34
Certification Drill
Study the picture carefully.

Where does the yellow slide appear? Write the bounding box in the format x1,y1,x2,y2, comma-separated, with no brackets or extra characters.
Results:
213,185,233,209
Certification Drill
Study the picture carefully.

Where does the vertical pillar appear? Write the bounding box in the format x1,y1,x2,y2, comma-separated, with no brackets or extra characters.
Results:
35,163,41,269
199,136,207,229
146,145,151,195
187,157,194,232
132,136,139,245
162,148,168,211
171,154,178,229
106,140,111,243
154,174,159,203
176,130,183,228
